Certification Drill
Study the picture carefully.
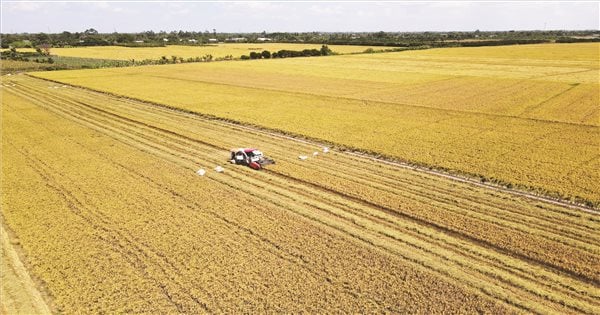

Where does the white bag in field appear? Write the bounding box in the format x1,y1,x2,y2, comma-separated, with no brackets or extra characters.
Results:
313,151,319,156
196,169,206,176
323,147,329,153
214,166,224,173
298,155,308,161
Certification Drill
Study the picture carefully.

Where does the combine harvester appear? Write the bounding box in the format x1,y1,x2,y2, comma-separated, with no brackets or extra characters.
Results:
229,148,275,170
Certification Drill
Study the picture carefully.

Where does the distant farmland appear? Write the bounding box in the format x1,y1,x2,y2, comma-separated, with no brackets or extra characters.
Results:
32,43,381,61
32,43,600,205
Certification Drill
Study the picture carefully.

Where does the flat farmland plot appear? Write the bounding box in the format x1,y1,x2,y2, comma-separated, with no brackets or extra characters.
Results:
32,43,600,205
42,43,379,61
2,75,599,313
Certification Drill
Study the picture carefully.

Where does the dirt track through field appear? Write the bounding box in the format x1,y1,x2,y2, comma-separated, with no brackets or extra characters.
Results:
2,75,599,313
1,220,52,315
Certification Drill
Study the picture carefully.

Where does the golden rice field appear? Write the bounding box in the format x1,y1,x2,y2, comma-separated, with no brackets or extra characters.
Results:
14,43,377,61
32,43,600,206
2,75,599,313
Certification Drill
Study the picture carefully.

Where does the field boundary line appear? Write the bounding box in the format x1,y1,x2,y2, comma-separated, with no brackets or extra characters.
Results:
27,74,599,214
0,215,54,314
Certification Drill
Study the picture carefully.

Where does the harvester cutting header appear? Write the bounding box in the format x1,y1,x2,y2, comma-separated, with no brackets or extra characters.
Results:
230,148,275,170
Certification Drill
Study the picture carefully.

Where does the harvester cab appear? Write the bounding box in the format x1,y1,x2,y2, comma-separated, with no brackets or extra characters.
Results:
230,148,275,170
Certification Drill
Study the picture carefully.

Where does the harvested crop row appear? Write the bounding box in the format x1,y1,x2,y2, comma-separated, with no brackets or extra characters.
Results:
4,76,599,314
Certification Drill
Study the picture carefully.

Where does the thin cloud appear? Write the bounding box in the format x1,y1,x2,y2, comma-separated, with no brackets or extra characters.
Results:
4,2,42,12
1,1,598,33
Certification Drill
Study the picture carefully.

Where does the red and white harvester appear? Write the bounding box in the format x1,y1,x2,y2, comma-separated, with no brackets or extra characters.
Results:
229,148,275,170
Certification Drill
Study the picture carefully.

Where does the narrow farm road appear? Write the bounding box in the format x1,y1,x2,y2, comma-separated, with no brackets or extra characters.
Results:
1,220,52,315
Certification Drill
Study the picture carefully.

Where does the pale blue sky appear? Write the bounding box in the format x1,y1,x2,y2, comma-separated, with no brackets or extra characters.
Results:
2,1,598,34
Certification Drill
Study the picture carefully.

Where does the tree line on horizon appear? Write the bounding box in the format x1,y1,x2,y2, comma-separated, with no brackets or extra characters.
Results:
2,29,598,49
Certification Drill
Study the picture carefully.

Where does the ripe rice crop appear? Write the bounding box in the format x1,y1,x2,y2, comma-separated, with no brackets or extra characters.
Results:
37,43,379,61
2,75,599,313
31,43,600,206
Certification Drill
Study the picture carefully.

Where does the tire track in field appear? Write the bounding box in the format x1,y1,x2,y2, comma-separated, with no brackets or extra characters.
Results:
5,82,600,314
518,83,581,117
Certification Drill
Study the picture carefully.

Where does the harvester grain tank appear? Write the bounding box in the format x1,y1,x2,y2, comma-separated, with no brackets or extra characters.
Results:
230,148,275,170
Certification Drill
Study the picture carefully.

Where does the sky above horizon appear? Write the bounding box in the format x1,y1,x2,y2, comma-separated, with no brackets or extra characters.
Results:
1,1,599,34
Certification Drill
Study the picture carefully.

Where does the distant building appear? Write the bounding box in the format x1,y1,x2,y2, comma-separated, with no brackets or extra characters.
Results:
188,39,198,43
134,40,144,43
256,37,272,42
208,38,218,43
226,37,247,42
163,38,169,42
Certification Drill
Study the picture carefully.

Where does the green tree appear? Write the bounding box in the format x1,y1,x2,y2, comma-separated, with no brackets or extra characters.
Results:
261,50,271,59
320,45,332,56
249,51,261,59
